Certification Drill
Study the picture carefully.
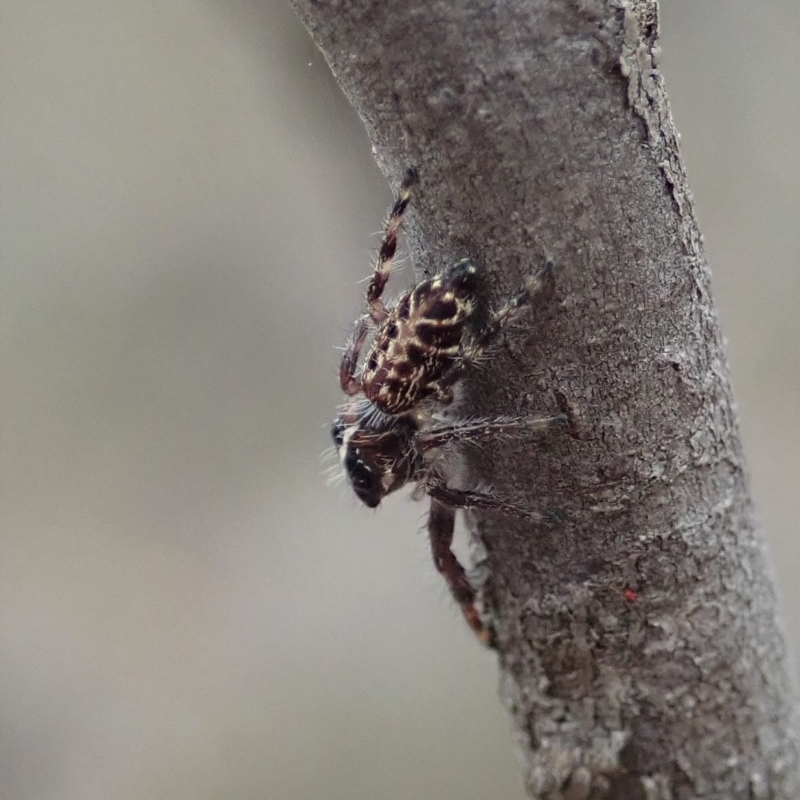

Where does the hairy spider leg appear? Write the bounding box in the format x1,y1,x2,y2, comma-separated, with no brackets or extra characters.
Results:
416,413,566,451
338,167,419,396
425,472,547,525
471,256,555,353
339,316,369,395
426,466,565,647
428,497,496,648
366,166,419,323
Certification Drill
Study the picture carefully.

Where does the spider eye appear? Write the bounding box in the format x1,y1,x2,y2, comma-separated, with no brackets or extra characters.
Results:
330,418,345,448
344,450,382,508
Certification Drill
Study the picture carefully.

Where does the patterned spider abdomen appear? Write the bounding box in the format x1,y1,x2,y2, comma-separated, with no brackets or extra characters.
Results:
361,258,480,415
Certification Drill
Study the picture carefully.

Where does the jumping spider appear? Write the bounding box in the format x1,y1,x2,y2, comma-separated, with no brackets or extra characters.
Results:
332,167,564,647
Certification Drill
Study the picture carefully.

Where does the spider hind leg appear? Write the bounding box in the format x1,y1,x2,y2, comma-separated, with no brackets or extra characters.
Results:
366,167,419,323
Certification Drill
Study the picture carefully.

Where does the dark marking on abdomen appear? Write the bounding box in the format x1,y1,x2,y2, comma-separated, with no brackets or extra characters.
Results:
426,297,458,321
416,321,461,349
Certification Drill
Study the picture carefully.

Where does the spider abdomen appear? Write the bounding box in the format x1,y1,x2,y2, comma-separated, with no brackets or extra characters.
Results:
361,259,480,414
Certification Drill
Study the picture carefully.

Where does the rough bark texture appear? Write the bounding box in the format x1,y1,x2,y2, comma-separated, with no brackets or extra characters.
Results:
288,0,800,797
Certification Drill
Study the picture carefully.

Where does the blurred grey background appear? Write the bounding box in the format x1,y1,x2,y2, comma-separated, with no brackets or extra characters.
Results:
2,2,798,799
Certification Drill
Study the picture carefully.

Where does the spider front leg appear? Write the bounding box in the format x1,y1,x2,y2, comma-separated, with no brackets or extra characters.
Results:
416,413,567,451
428,497,496,648
365,167,418,323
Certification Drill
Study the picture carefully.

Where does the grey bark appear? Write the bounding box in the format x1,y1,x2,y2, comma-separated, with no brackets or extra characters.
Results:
288,0,800,797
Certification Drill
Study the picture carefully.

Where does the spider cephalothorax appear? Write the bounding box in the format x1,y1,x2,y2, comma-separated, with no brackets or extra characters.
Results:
331,399,420,508
332,168,564,646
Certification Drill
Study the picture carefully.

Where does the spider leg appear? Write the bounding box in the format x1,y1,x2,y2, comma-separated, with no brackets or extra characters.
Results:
426,474,548,524
466,256,555,360
428,497,496,647
339,316,369,395
416,413,566,451
366,167,418,323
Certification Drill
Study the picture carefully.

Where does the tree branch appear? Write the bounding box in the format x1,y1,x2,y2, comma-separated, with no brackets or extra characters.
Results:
289,0,800,796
